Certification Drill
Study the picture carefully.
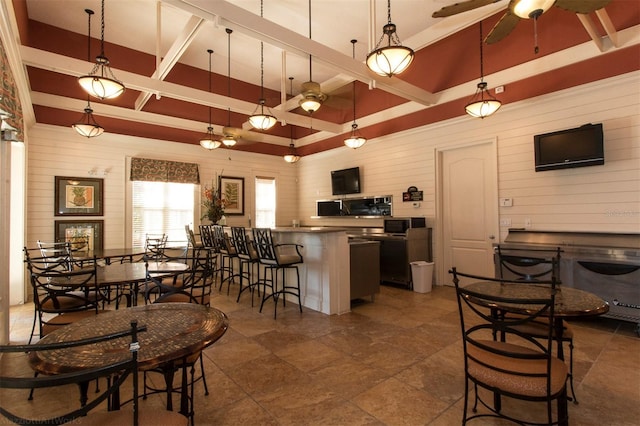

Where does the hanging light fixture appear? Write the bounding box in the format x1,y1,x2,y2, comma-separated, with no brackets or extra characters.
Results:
344,40,366,149
222,28,237,147
78,0,125,100
200,49,221,150
249,0,277,130
72,9,104,138
284,77,300,163
366,0,414,78
299,0,326,114
465,22,501,119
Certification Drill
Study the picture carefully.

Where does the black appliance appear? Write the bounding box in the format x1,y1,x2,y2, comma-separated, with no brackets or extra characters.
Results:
383,217,426,234
316,200,341,216
331,167,361,195
534,123,604,172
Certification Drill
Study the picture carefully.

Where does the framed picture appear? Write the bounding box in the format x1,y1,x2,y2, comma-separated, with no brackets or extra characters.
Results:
55,220,104,251
54,176,104,216
219,176,244,216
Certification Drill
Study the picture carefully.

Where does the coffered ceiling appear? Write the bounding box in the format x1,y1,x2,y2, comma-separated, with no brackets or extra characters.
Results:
2,0,638,157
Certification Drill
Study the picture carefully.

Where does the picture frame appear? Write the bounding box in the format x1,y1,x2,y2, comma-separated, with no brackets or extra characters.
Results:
219,176,244,216
54,176,104,216
55,220,104,251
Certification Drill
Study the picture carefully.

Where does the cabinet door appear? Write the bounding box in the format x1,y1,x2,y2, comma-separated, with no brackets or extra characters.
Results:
380,239,408,284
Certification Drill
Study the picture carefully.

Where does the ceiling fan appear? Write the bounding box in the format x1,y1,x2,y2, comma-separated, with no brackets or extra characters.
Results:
433,0,612,47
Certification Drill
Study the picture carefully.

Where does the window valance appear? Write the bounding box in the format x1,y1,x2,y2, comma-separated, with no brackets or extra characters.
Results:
130,157,200,184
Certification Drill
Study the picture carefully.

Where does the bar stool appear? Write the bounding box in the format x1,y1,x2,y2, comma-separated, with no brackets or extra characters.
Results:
251,228,304,319
231,227,261,306
213,225,239,294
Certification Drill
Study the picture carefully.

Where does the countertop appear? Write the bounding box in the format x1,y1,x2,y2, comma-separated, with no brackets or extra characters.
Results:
272,226,351,233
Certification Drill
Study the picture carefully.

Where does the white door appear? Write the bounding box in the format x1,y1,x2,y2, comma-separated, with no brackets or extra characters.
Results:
439,140,498,286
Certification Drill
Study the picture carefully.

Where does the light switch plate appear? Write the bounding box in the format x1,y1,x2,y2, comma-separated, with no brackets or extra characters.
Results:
499,198,513,207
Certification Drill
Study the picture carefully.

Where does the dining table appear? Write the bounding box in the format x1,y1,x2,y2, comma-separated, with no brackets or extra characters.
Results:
29,303,228,417
464,281,609,426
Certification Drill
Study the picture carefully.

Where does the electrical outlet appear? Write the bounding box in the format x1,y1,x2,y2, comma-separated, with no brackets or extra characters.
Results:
500,218,512,226
499,198,513,207
412,202,421,208
525,218,532,227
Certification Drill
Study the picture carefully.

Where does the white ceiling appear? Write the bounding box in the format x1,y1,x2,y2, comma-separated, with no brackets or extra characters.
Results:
25,0,507,95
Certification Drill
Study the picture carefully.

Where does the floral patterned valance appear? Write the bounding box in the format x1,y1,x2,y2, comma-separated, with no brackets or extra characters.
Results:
0,37,24,141
130,157,200,184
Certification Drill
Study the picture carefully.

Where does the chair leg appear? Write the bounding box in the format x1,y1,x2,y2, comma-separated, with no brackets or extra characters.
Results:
567,340,578,404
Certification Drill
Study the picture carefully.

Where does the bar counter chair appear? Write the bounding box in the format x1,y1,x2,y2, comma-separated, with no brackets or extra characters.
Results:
231,226,261,306
251,228,304,319
213,225,240,295
0,322,188,426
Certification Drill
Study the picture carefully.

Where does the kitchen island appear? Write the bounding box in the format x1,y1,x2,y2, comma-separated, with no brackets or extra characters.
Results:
271,227,350,315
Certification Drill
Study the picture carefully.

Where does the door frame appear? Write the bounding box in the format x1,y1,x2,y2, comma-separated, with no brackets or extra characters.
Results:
435,137,499,286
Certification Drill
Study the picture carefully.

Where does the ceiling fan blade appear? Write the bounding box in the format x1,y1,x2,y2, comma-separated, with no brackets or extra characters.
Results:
484,10,521,44
432,0,503,18
554,0,612,14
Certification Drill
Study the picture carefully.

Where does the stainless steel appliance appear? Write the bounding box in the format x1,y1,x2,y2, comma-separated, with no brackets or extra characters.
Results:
496,230,640,330
383,217,426,234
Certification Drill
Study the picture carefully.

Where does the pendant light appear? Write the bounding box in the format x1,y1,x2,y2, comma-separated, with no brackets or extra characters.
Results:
222,28,237,147
366,0,414,78
465,22,501,119
344,40,366,149
284,77,300,163
200,49,221,150
249,0,277,130
78,0,125,100
72,9,104,138
299,0,326,114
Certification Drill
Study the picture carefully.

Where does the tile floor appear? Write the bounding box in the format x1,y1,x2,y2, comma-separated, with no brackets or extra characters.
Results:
5,283,640,425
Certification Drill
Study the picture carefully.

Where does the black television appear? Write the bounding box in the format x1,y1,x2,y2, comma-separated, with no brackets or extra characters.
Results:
331,167,361,195
534,123,604,172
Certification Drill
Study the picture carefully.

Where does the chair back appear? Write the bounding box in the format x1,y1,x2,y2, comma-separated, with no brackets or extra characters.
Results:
199,225,215,250
251,228,278,265
496,246,561,282
36,240,74,271
145,233,168,261
185,225,199,248
449,267,566,419
213,225,235,255
152,253,214,306
0,322,146,425
232,227,258,261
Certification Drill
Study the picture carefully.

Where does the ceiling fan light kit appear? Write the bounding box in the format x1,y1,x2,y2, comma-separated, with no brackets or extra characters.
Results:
78,0,124,100
73,9,104,138
513,0,556,18
299,0,326,114
284,77,300,163
366,0,414,77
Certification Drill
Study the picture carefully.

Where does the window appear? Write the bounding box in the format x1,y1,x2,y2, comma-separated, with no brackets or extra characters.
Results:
132,181,194,247
255,177,276,228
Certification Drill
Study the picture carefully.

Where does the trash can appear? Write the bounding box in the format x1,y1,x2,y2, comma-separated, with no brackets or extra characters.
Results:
410,261,434,293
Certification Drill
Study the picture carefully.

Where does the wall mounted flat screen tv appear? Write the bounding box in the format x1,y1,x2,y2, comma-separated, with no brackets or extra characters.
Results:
534,123,604,172
331,167,361,195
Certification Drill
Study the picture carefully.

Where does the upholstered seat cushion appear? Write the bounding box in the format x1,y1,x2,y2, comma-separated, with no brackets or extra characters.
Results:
468,339,568,398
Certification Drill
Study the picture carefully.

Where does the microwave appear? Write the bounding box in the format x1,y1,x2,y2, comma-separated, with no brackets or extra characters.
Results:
383,217,426,234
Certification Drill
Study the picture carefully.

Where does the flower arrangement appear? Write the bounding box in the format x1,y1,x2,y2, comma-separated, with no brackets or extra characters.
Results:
202,179,226,224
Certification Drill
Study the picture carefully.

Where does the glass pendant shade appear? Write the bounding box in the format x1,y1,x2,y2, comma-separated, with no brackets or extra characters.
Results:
72,106,104,138
78,57,125,100
465,82,501,118
513,0,556,18
200,127,221,150
249,100,277,130
344,124,366,149
78,1,124,100
366,0,414,77
284,142,300,163
221,129,237,147
366,38,414,77
299,95,322,114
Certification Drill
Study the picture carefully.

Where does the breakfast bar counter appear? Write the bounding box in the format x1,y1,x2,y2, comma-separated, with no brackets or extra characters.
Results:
271,227,350,315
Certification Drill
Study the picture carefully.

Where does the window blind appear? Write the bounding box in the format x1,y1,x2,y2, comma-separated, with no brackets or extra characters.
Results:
255,177,276,228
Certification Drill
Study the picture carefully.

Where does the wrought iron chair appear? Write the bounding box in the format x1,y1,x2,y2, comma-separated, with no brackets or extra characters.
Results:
231,226,261,305
0,322,188,426
450,268,569,425
213,225,239,294
495,245,577,403
251,228,304,319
